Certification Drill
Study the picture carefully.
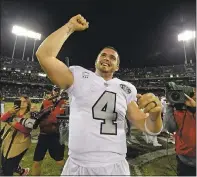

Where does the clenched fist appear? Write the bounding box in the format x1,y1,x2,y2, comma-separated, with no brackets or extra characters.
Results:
137,93,162,114
185,93,196,107
68,14,89,32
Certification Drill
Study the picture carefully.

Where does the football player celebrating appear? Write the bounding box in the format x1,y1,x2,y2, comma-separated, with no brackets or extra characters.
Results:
36,14,163,176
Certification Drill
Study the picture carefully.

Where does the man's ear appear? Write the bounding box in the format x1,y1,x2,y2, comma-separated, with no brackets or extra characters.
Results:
95,60,98,68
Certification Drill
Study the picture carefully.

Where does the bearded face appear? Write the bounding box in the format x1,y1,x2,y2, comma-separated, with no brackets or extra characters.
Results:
95,48,119,74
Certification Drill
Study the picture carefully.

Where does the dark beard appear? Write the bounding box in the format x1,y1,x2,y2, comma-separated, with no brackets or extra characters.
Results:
99,66,114,73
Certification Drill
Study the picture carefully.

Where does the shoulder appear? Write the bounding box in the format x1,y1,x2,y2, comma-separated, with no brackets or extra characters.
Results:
69,65,93,78
65,66,93,94
69,65,89,73
123,81,137,92
116,79,137,94
69,65,83,70
115,79,137,103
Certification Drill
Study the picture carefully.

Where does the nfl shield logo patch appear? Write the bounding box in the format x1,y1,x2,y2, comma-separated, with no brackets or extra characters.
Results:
82,72,89,78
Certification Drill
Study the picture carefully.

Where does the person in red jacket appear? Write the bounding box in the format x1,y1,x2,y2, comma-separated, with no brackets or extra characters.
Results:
164,87,196,176
32,86,67,176
0,96,32,176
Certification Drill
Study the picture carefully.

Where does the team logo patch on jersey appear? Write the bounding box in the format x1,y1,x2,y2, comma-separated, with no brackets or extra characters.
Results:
120,84,131,94
82,71,89,78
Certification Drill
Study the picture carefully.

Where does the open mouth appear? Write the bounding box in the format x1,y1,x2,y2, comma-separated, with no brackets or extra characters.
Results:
101,62,110,67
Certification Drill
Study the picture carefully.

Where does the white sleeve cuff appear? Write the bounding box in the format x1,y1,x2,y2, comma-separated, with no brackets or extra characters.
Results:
144,118,163,136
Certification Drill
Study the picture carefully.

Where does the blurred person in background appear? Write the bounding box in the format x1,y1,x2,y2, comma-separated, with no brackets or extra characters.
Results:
0,96,32,176
161,96,167,119
32,86,67,176
43,90,52,100
159,96,175,143
142,131,162,147
0,97,5,114
164,87,196,176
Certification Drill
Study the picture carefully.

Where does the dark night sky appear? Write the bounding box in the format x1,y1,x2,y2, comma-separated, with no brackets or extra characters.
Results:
1,0,196,68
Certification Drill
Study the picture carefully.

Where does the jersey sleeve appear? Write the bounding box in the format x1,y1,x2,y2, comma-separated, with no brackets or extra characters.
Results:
125,82,137,105
66,66,85,96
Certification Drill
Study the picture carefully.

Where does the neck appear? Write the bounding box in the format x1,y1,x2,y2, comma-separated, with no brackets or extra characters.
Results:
18,108,27,115
95,69,113,81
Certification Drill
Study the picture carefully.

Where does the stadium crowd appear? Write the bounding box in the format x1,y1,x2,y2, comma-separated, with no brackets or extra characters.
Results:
0,55,196,98
1,84,45,98
1,70,51,85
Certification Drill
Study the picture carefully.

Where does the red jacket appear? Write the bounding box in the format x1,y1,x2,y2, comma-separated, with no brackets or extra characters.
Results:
39,99,66,133
41,99,65,123
174,110,196,157
1,112,31,135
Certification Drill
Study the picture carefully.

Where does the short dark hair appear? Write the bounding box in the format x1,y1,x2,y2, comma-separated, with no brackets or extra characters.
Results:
101,46,120,65
103,46,119,54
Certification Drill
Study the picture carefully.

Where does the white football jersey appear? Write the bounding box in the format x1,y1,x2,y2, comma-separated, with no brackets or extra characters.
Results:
66,66,137,166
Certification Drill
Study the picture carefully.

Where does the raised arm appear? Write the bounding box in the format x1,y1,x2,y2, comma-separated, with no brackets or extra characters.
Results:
36,14,89,89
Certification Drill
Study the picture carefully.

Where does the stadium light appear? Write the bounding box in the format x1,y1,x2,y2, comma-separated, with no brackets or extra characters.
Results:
12,26,27,37
11,25,41,60
12,25,41,40
178,30,195,41
177,30,196,64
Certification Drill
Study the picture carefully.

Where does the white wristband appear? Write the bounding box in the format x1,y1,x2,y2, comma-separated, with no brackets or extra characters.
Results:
144,118,163,136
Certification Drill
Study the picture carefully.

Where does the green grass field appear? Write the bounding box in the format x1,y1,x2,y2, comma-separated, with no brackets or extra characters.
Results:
19,144,68,176
2,102,177,176
140,155,177,176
